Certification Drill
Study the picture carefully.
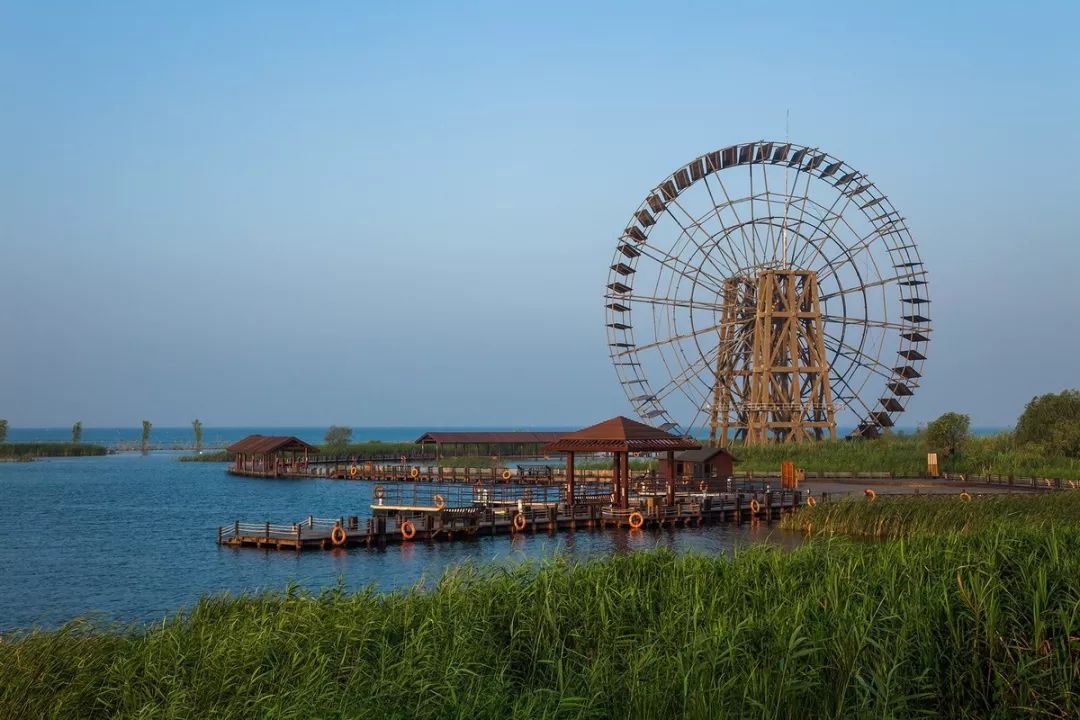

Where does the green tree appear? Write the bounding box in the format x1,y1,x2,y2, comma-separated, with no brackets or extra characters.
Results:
324,426,352,452
192,419,203,451
72,421,82,444
141,420,152,454
926,412,970,458
0,419,7,443
1015,390,1080,456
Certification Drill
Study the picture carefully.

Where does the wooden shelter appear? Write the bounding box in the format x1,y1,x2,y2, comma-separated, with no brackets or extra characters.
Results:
668,447,736,481
414,431,564,459
227,435,318,478
544,416,700,509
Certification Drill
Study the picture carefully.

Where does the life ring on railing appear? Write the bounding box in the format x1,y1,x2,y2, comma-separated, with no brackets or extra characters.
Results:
401,520,416,540
502,469,512,480
806,495,817,507
409,467,419,479
749,498,760,514
628,511,644,529
372,484,385,500
433,494,445,510
331,526,347,545
349,465,359,478
864,488,877,501
512,512,527,531
959,491,972,502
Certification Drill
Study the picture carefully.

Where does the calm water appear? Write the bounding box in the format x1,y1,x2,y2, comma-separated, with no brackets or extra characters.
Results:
0,452,801,630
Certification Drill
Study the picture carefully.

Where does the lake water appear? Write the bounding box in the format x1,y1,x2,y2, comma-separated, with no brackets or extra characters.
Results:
0,452,801,630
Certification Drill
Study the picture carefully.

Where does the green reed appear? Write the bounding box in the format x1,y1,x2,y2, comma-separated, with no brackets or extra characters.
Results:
0,443,107,459
3,519,1079,719
781,490,1080,538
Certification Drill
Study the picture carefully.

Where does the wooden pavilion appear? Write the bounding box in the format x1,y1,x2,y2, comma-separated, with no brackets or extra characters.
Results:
414,431,565,459
227,435,318,478
544,416,700,509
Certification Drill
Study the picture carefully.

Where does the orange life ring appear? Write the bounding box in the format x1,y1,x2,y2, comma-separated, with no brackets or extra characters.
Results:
348,465,358,478
749,498,760,514
433,493,445,509
864,488,877,501
959,491,971,502
512,513,526,531
409,467,419,478
628,511,644,529
372,484,385,500
331,526,347,545
806,495,817,507
401,520,416,540
501,469,512,480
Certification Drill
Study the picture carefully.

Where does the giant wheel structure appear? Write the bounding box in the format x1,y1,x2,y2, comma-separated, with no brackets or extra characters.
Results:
605,141,930,445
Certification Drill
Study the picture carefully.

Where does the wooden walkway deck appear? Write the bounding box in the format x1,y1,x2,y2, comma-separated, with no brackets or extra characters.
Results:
218,489,807,551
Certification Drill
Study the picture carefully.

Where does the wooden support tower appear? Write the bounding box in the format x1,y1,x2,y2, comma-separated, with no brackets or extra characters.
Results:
744,269,837,443
709,276,756,447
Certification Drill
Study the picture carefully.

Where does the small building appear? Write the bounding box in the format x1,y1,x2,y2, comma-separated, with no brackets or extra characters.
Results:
227,435,318,478
668,447,737,481
414,431,566,459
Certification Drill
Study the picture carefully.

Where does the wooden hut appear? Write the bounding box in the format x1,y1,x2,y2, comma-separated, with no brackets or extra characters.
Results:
666,447,737,481
544,416,699,509
227,435,318,478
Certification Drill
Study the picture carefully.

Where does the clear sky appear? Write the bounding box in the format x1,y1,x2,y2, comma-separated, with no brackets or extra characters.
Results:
1,1,1077,429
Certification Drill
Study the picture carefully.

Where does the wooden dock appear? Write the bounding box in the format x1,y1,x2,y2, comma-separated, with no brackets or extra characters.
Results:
217,484,808,551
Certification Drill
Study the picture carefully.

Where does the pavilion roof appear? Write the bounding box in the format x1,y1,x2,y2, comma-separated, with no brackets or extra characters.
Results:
226,435,318,454
676,447,738,463
543,416,702,453
415,431,565,445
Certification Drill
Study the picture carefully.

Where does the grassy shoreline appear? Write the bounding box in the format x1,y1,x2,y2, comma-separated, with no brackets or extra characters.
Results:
0,443,108,459
3,493,1079,718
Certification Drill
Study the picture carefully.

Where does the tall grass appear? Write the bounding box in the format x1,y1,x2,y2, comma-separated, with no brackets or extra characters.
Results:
781,490,1080,539
732,432,1080,480
0,443,107,459
3,525,1080,718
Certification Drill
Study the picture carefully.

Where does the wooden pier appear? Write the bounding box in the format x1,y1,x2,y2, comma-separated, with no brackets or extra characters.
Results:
217,482,808,551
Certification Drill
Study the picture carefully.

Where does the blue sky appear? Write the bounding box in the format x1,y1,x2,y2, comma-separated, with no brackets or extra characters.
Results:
1,1,1077,428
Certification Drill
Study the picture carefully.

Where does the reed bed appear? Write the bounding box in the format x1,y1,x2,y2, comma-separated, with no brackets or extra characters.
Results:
732,434,1080,480
0,442,107,459
3,526,1079,719
780,490,1080,538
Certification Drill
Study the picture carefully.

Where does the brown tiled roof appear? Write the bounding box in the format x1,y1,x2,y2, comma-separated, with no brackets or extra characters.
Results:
676,447,738,463
227,435,318,454
544,416,702,453
415,431,566,444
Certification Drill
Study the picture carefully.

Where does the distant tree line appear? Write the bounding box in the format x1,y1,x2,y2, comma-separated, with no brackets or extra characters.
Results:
924,389,1080,460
